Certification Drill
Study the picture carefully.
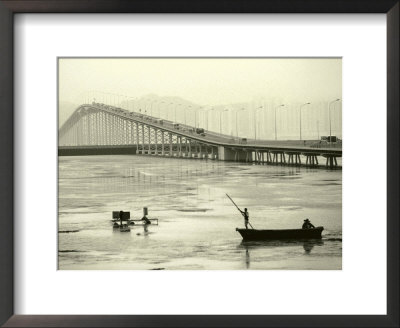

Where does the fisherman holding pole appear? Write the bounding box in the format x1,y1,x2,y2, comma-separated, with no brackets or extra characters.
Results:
241,208,250,229
226,194,254,229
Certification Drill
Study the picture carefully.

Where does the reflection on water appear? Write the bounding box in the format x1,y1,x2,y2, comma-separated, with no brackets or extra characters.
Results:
58,155,342,270
239,239,325,268
303,240,324,254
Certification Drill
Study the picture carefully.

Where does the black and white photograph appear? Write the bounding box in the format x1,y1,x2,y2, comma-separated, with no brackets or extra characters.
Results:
58,58,342,270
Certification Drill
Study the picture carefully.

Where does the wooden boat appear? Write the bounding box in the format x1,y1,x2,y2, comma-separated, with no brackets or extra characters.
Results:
236,226,324,241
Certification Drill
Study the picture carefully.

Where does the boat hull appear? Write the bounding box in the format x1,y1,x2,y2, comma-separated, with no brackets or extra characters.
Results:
236,226,324,241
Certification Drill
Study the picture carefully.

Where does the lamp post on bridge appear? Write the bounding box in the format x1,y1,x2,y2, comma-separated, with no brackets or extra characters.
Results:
174,103,181,123
128,96,135,112
159,101,165,118
236,108,245,139
184,105,191,125
219,109,228,134
167,102,174,120
99,91,108,106
199,107,204,128
205,107,214,131
329,98,340,146
254,106,263,141
148,99,158,117
274,104,285,140
299,102,311,141
187,106,197,128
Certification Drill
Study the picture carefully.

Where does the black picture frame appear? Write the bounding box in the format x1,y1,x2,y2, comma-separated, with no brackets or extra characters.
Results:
0,1,398,327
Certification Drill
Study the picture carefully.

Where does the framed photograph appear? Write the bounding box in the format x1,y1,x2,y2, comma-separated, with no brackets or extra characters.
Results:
1,1,398,327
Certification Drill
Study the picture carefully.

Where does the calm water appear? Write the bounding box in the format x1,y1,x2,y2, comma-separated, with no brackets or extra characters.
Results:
58,155,342,270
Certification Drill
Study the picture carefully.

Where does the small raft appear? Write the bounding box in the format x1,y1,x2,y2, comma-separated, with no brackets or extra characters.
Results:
236,226,324,241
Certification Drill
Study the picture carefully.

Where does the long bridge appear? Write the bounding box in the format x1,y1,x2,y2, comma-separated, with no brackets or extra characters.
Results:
59,102,342,168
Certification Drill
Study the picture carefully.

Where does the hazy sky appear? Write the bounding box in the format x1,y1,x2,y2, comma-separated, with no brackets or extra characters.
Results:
59,58,342,139
59,58,341,106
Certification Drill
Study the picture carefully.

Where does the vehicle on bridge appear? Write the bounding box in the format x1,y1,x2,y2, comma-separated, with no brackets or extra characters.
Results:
196,128,205,134
321,136,338,143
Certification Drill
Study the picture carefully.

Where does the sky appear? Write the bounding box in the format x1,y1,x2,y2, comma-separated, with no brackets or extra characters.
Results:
59,58,341,105
58,58,342,139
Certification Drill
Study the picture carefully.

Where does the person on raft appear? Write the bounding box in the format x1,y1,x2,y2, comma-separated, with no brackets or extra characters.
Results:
119,210,124,227
239,208,250,229
142,214,151,232
302,218,315,229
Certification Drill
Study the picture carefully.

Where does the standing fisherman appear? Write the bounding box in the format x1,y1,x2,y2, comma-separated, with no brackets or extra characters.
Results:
226,194,254,229
240,208,250,229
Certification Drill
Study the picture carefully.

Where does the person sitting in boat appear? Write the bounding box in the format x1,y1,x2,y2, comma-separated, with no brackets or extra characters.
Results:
302,218,315,229
240,208,250,229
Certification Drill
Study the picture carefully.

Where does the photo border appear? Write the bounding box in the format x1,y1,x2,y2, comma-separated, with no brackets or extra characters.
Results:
0,0,398,327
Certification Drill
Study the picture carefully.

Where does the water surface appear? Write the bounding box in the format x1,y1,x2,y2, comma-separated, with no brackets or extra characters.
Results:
58,155,342,270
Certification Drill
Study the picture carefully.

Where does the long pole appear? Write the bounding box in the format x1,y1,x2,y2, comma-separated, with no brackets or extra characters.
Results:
226,194,254,229
299,102,311,140
226,194,241,212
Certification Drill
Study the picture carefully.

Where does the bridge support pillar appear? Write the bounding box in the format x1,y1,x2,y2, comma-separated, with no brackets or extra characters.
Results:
323,155,339,169
169,133,173,157
271,151,286,165
304,153,319,167
141,125,145,155
178,136,182,157
217,147,247,161
161,132,165,156
136,122,139,154
295,154,301,165
286,152,301,166
287,153,294,165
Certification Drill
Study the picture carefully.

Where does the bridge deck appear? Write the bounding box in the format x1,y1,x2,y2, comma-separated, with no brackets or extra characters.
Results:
58,103,342,167
77,103,342,156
